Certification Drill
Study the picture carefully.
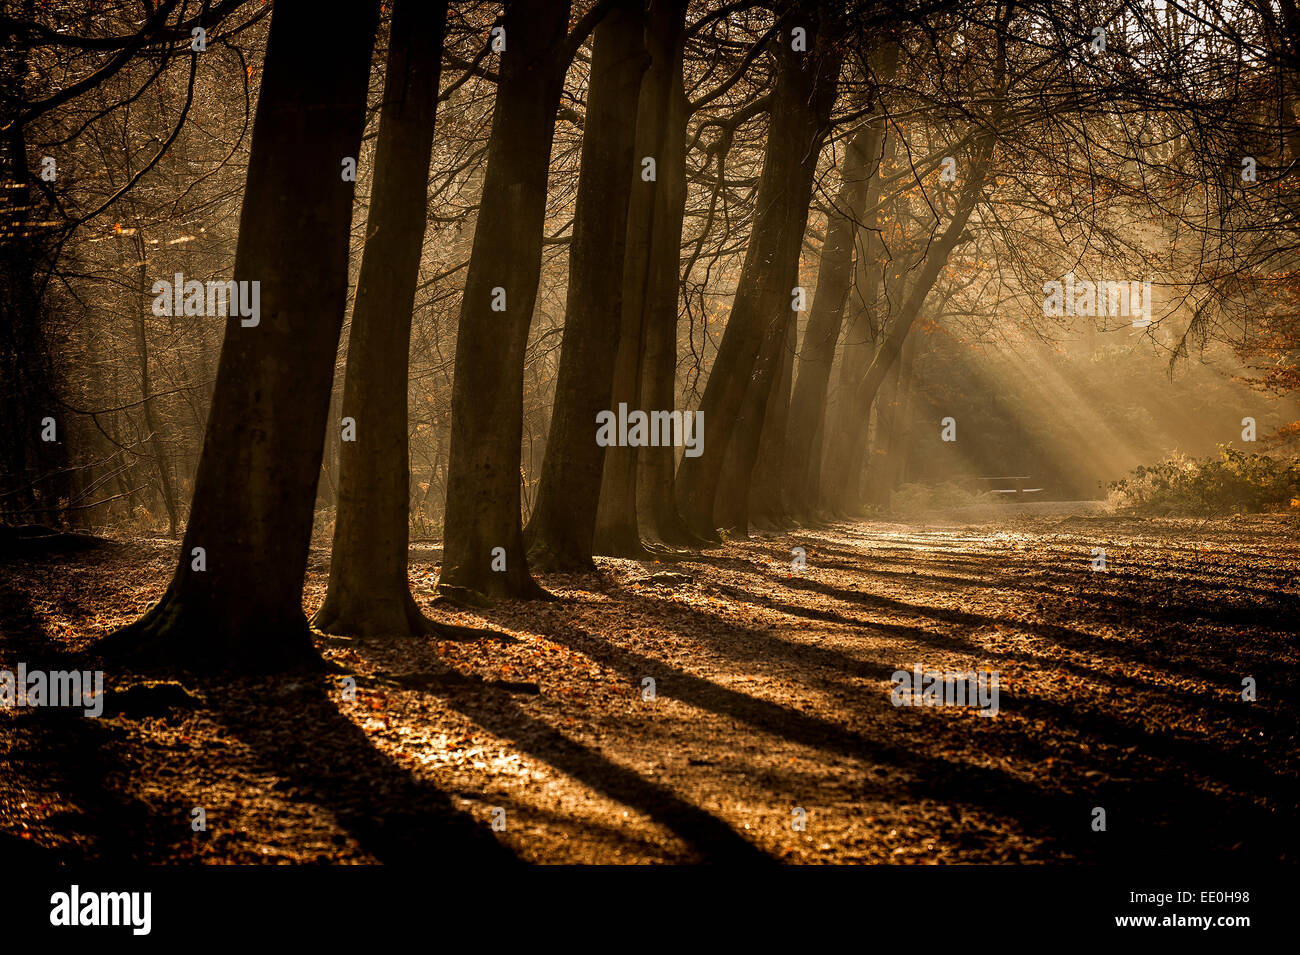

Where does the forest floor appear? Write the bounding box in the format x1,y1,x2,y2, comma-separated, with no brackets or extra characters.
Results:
1,513,1296,864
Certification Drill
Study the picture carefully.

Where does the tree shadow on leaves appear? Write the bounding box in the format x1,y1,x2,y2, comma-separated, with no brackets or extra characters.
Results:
209,677,518,865
426,681,775,864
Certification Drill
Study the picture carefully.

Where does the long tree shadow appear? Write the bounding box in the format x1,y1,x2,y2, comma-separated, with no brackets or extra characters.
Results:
485,613,1107,855
523,597,1292,860
3,552,523,864
617,526,1294,858
1,706,184,861
668,589,1291,835
421,681,776,864
696,537,1294,634
208,676,519,865
629,586,1274,771
1009,688,1295,804
687,545,1003,581
701,580,1258,712
0,572,192,861
808,563,996,589
780,574,1253,688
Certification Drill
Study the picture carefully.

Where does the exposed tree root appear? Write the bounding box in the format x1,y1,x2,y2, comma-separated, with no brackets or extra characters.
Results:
98,590,323,674
311,587,444,639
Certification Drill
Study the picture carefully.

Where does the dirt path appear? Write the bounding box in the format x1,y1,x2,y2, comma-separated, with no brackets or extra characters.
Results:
2,515,1296,863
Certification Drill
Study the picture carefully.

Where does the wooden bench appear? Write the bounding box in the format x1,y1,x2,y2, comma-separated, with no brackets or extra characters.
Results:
978,475,1044,500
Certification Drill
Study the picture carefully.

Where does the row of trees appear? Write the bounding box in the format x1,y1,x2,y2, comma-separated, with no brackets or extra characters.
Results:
3,0,1296,671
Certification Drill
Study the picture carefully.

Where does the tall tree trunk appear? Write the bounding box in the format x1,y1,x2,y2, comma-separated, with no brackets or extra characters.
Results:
525,0,649,571
864,344,903,509
131,230,178,537
883,328,919,499
781,136,869,522
825,136,995,515
819,142,895,517
594,0,690,557
820,260,900,516
632,0,699,549
785,120,892,519
437,0,572,602
1,92,66,526
318,388,341,510
674,7,842,539
850,150,990,414
102,0,380,672
313,0,447,637
742,314,795,530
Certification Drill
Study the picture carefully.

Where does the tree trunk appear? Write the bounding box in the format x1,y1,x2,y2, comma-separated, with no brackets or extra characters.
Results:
741,314,795,531
594,0,690,557
850,154,990,412
883,329,919,499
674,9,842,539
525,0,649,571
826,137,995,514
101,0,380,672
819,141,895,517
313,0,447,637
864,345,902,509
131,230,179,537
1,104,66,525
632,1,700,549
785,122,887,520
437,0,571,602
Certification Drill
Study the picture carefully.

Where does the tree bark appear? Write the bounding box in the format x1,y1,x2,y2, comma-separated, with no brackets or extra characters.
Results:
632,1,700,549
864,343,903,509
1,101,67,525
785,123,889,519
101,0,380,672
824,136,995,514
131,230,178,537
594,0,691,557
883,328,919,499
525,0,649,571
313,0,447,637
819,142,895,517
437,0,571,602
674,7,842,539
850,158,989,412
745,314,796,530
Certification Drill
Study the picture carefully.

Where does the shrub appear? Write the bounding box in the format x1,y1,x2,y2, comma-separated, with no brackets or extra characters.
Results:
1108,446,1300,515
